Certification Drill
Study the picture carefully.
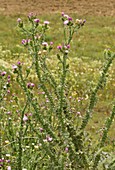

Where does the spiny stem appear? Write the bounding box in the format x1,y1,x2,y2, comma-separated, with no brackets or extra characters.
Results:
17,101,28,169
93,102,115,169
80,53,115,130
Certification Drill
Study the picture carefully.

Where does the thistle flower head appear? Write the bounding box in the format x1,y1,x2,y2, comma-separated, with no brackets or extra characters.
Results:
64,20,69,25
27,82,35,89
17,18,21,23
42,42,48,46
23,115,28,122
22,39,30,46
28,12,36,19
61,12,65,16
57,45,62,50
12,65,18,70
1,71,6,76
44,21,50,25
34,18,40,23
17,18,23,28
17,61,21,65
65,147,69,152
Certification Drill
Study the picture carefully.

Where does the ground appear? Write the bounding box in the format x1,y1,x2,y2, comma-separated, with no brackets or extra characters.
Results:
0,0,115,16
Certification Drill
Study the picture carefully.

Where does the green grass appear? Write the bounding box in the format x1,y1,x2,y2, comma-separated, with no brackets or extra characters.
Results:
0,13,115,140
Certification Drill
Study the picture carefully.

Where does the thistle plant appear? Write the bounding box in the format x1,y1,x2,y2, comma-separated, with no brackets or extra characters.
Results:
0,12,115,170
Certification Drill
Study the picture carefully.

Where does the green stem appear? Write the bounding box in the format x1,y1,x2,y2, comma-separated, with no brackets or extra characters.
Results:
17,101,28,170
93,102,115,169
42,59,59,99
100,102,115,147
58,54,67,130
80,53,115,130
18,69,56,139
32,33,55,110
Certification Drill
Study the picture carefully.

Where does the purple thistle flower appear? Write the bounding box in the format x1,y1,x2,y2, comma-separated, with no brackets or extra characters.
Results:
42,42,48,46
31,83,35,87
42,91,45,94
7,79,10,83
7,90,10,93
64,20,69,25
6,160,10,163
47,136,53,142
22,39,26,45
29,113,32,116
65,147,69,152
77,111,81,115
17,18,21,23
28,12,33,18
68,17,72,21
0,159,4,162
8,75,11,79
1,71,6,76
39,127,43,132
23,115,28,122
12,65,18,70
64,14,69,19
57,45,62,50
17,18,23,28
27,82,35,89
81,19,86,26
83,19,86,23
66,44,70,49
34,18,40,23
46,99,49,103
17,61,21,65
22,39,30,45
44,21,50,25
7,166,11,170
61,12,64,16
6,111,11,115
50,42,53,45
27,82,31,88
28,12,36,19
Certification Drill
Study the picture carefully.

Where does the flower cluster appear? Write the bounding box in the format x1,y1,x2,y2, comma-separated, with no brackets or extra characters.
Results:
1,71,7,76
28,12,36,20
22,39,31,46
0,71,11,90
0,158,11,169
41,41,53,51
17,18,23,28
43,136,53,142
12,64,18,73
27,82,35,89
61,12,86,28
23,113,32,122
62,12,73,26
57,43,70,54
12,61,23,74
76,19,86,27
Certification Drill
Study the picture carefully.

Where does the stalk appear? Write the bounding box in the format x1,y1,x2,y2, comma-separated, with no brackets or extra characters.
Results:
17,101,28,169
80,52,115,130
17,68,56,139
93,102,115,169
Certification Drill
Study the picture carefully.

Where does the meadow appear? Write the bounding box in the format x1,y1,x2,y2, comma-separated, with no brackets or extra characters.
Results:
0,9,115,170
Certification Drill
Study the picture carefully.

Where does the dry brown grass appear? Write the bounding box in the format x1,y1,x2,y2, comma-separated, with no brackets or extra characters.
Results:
0,0,115,16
